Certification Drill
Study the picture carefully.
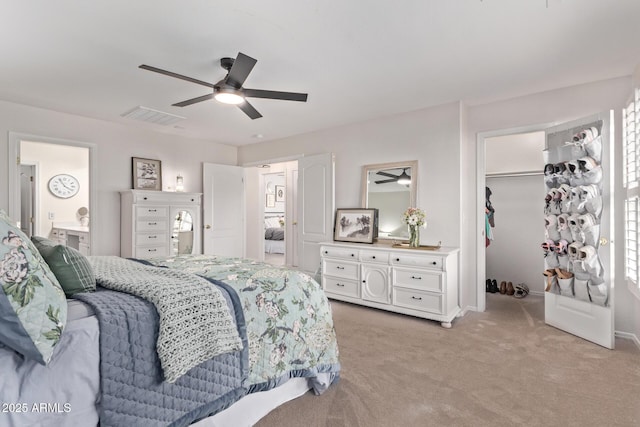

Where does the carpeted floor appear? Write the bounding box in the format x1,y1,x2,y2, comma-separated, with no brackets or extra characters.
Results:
256,293,640,427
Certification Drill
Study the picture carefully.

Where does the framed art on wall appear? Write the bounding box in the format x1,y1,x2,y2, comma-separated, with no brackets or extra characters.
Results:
275,185,285,202
334,208,378,244
266,193,276,208
132,157,162,191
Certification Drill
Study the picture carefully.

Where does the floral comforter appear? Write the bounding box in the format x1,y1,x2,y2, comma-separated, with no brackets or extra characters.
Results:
145,255,340,391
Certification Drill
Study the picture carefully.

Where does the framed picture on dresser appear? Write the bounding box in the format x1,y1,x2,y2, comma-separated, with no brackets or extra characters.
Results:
132,157,162,191
334,208,378,244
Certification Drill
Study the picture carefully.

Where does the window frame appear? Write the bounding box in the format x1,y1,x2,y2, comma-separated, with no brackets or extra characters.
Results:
623,88,640,301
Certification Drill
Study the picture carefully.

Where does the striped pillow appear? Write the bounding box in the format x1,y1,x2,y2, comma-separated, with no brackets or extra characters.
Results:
31,236,95,296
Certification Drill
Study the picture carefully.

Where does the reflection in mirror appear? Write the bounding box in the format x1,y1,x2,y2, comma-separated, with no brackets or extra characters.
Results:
172,210,194,254
361,160,418,239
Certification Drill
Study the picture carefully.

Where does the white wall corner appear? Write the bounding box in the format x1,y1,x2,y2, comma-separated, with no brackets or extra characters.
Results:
614,331,640,351
459,305,478,316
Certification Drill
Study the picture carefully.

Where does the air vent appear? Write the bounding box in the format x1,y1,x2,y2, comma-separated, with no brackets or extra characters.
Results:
121,106,185,126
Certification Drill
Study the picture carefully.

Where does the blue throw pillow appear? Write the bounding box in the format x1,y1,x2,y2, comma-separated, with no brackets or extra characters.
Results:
0,210,67,364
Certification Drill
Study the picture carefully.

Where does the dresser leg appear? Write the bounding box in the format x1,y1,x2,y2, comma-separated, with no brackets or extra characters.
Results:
441,321,452,329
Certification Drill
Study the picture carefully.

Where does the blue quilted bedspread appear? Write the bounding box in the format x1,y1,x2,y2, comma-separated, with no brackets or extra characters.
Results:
145,255,341,393
74,280,249,427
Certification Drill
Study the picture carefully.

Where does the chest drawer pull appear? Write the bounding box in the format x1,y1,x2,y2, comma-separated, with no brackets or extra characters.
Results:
149,209,157,212
411,276,422,280
411,296,423,301
148,222,157,225
396,258,400,262
336,266,345,270
336,283,345,287
148,248,157,252
432,261,437,265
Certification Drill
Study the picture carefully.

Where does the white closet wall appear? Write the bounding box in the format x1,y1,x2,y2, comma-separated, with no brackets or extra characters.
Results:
486,176,545,293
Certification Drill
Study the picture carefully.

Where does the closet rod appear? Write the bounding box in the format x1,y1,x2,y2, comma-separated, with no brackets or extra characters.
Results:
485,170,543,178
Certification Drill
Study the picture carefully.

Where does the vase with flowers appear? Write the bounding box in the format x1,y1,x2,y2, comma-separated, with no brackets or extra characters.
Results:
402,207,426,247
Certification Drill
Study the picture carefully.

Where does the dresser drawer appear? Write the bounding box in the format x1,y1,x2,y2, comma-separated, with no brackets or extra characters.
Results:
393,268,443,292
134,193,200,205
323,277,359,298
136,232,167,245
322,259,359,280
135,246,168,258
360,250,389,264
136,206,167,218
321,246,359,260
390,254,443,270
136,219,167,232
393,288,443,315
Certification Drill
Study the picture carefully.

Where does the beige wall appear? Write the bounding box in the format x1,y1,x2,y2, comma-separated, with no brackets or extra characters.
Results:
0,100,237,255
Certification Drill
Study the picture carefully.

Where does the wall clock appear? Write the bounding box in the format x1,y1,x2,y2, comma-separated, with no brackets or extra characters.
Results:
48,174,80,199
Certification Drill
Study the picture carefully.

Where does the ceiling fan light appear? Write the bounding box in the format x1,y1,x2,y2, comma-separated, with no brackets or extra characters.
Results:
214,89,245,105
397,171,411,185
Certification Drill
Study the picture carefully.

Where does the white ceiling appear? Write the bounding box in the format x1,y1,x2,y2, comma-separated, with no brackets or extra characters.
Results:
2,0,639,146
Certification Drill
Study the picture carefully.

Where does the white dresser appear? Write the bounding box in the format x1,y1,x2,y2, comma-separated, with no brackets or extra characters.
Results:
320,241,460,328
120,190,202,259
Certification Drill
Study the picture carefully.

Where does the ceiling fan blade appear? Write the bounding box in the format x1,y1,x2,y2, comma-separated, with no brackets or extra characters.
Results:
374,178,397,184
376,171,399,178
237,100,263,120
172,93,214,107
139,64,215,89
243,88,308,102
226,53,257,88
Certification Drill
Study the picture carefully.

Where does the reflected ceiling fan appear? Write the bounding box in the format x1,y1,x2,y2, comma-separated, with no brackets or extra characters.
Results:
375,168,412,185
139,52,308,120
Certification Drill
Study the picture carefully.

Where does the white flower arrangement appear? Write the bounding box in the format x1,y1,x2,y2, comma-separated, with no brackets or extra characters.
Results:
402,207,426,227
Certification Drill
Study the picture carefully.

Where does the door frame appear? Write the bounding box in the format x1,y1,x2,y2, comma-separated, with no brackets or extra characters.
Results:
8,132,98,254
242,155,303,266
19,162,39,237
476,121,558,312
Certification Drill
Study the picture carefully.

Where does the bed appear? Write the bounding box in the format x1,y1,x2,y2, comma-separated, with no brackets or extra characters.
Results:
264,214,285,254
0,210,340,427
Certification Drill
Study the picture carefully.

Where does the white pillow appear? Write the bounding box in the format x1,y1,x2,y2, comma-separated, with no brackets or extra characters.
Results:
264,217,281,228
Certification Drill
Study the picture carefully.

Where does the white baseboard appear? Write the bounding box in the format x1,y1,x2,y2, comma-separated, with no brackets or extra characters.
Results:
615,331,640,350
528,290,544,296
459,305,477,316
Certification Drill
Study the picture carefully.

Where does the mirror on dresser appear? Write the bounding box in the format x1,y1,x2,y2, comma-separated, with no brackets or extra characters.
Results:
361,160,418,239
172,210,194,255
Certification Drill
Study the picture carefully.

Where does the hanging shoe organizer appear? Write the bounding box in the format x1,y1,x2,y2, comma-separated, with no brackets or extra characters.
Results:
542,120,608,306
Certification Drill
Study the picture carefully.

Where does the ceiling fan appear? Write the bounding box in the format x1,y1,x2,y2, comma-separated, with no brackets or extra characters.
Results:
139,52,308,120
375,168,412,185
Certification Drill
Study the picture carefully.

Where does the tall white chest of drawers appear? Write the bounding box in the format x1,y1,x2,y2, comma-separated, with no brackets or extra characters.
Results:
320,242,460,327
120,190,202,259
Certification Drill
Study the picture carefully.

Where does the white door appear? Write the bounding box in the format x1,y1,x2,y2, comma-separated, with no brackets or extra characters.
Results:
543,111,614,349
361,265,390,304
203,163,245,257
19,164,36,237
297,153,335,275
291,169,299,267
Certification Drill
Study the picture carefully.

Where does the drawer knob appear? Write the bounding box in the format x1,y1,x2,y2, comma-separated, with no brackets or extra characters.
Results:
432,261,437,265
362,280,366,283
372,256,376,259
411,296,422,301
143,197,148,200
351,254,355,257
324,251,328,254
191,198,194,202
411,276,422,280
396,258,400,262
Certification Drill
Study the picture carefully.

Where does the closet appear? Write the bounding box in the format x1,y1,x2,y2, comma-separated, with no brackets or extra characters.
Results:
485,132,546,294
